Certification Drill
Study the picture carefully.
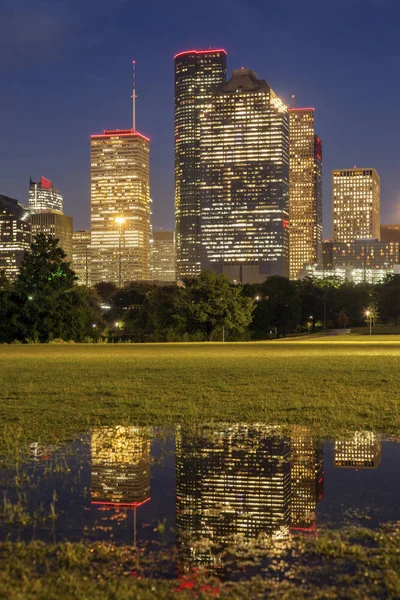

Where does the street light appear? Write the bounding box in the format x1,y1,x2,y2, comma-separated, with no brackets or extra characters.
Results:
114,216,126,287
365,309,372,336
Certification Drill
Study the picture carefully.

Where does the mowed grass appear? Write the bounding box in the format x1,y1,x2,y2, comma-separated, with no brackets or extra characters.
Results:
1,336,400,454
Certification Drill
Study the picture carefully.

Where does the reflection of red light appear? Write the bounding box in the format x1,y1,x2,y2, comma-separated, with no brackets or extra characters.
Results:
283,219,289,229
288,107,315,112
91,130,150,142
174,48,227,60
91,498,150,508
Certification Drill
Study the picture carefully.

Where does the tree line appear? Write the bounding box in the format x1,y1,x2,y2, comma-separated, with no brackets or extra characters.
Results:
1,235,400,343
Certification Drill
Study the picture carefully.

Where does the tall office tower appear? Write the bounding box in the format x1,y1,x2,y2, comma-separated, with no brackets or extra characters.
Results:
90,129,151,285
334,431,382,469
289,108,322,279
31,211,73,262
174,49,227,279
176,424,291,571
380,224,400,243
0,195,31,279
72,230,91,286
199,69,290,283
290,427,323,532
332,239,400,270
332,169,380,243
151,230,176,282
29,176,63,214
91,426,151,506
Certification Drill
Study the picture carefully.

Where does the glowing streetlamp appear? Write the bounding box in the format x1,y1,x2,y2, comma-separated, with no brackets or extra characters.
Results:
365,309,372,336
115,216,126,287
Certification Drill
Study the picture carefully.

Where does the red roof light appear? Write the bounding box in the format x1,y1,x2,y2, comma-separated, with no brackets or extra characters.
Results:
174,48,227,60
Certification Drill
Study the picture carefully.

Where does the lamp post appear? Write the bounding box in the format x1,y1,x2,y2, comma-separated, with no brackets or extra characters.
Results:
115,216,126,288
365,310,372,336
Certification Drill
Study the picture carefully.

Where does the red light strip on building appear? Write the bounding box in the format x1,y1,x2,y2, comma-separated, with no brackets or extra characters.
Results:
91,129,150,142
91,498,150,508
174,48,227,59
288,107,315,112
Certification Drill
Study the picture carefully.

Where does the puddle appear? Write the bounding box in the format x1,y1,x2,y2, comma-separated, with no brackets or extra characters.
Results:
1,424,399,581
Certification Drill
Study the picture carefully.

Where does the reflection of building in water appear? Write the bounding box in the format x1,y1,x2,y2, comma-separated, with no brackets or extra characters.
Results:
334,431,382,469
91,426,151,506
290,427,323,533
176,424,291,567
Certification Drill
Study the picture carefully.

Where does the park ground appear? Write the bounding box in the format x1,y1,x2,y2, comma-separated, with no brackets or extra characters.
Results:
1,337,400,599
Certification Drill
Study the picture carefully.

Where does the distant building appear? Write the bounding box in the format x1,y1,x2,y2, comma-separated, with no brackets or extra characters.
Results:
151,230,176,282
199,68,290,282
0,195,31,279
322,240,333,270
380,224,400,243
31,211,73,262
289,108,322,279
29,176,63,214
334,431,382,469
90,129,151,285
332,169,380,243
333,238,400,270
72,230,91,286
174,48,227,278
299,264,400,285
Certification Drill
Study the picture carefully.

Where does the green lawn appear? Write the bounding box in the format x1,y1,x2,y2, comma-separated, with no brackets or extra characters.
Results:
1,337,400,457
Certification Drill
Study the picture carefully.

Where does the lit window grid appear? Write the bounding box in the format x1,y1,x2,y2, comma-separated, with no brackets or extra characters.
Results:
332,169,380,243
90,132,151,285
198,84,290,278
72,230,91,285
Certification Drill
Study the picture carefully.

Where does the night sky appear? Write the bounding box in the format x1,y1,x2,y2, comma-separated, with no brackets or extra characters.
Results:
1,0,399,237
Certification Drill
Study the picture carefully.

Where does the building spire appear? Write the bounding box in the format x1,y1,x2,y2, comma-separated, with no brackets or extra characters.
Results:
131,60,137,131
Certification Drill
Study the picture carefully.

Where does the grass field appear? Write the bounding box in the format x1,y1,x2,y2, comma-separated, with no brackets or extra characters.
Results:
1,336,400,457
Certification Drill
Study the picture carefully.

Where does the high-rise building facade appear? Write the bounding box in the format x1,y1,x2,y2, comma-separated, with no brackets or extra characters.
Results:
332,169,380,243
199,69,290,282
174,49,227,279
29,176,63,214
289,108,322,279
31,211,73,262
90,129,151,285
72,230,91,286
322,239,333,270
151,230,176,282
0,195,31,279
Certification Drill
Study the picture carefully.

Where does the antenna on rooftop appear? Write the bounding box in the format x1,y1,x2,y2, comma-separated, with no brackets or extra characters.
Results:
291,94,296,108
131,60,137,131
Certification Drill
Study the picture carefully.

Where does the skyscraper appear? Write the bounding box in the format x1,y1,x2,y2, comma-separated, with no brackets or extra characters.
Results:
151,230,176,282
31,211,73,261
332,169,380,243
174,49,227,279
0,195,31,279
90,129,151,285
29,176,63,214
289,108,322,279
72,230,91,286
380,224,400,243
199,68,290,282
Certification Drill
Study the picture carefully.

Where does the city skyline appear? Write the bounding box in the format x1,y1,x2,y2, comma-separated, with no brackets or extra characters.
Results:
1,0,400,239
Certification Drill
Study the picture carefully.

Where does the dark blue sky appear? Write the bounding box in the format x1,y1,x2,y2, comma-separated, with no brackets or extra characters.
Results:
1,0,399,237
